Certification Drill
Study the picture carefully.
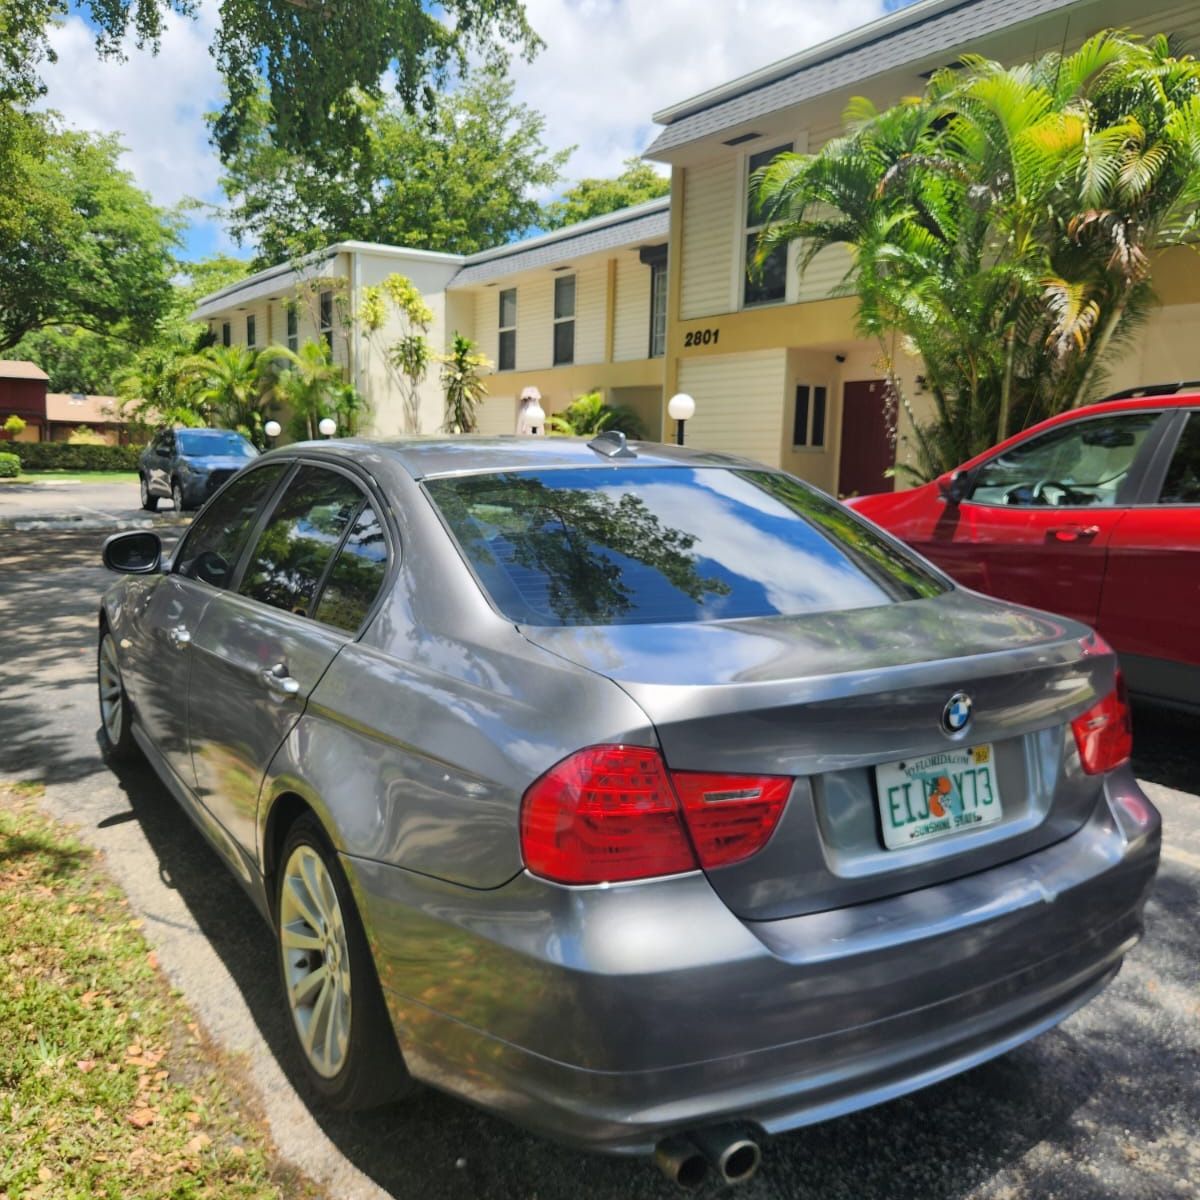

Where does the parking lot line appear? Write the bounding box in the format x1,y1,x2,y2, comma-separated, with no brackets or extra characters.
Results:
1161,845,1200,872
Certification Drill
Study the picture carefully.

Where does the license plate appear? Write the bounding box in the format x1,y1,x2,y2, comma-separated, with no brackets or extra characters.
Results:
875,743,1002,850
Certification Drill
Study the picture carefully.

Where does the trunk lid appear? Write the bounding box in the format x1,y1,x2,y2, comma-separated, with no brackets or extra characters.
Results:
521,590,1112,919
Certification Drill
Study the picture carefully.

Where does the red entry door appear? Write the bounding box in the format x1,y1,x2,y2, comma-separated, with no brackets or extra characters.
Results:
837,380,894,497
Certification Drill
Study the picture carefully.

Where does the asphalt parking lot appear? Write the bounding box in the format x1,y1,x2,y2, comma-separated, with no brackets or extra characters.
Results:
1,488,1197,1199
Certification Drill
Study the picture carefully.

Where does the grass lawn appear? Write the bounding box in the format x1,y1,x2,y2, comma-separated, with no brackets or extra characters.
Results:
0,783,317,1200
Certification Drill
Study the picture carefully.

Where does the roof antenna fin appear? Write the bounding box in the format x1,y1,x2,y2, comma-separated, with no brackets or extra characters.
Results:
587,430,637,459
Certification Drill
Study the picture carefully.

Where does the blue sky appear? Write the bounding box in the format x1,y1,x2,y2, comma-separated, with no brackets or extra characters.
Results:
43,0,920,263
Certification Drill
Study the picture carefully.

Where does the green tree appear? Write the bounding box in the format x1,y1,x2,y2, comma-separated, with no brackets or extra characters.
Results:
3,1,540,164
441,334,490,433
753,31,1200,481
546,391,646,439
181,344,274,446
3,326,136,394
542,158,670,229
0,112,180,353
219,66,569,265
268,339,351,441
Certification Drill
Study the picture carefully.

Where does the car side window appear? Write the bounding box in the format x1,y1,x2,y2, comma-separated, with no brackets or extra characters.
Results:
313,505,390,633
968,412,1160,507
1159,413,1200,504
174,463,289,588
239,466,364,618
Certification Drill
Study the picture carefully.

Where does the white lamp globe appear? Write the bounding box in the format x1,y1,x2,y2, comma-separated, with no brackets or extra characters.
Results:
317,417,337,438
263,420,282,439
527,401,545,424
668,392,696,422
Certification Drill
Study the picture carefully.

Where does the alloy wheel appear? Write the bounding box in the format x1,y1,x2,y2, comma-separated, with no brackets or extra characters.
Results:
279,844,353,1079
172,482,185,511
98,634,124,746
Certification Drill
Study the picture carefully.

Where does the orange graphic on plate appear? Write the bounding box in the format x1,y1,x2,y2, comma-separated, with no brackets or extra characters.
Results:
929,775,952,818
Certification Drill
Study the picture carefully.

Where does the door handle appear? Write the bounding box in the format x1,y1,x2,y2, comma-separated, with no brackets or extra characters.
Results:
1047,525,1101,543
167,625,191,648
261,665,301,697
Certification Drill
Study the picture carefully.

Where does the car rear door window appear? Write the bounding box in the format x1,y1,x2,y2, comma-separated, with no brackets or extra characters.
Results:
1159,413,1200,503
969,412,1160,507
313,505,389,632
239,466,364,618
426,466,945,627
174,463,288,589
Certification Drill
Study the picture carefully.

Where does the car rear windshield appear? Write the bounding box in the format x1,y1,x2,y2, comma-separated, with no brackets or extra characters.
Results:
425,467,946,627
177,430,257,457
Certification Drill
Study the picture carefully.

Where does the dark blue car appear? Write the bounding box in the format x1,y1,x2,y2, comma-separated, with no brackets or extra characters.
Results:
139,427,259,512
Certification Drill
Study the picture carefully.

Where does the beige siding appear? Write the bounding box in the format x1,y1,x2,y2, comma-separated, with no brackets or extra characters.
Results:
474,289,500,368
475,392,518,436
573,263,606,365
796,242,855,302
516,277,553,372
680,157,738,319
676,350,788,467
613,253,652,362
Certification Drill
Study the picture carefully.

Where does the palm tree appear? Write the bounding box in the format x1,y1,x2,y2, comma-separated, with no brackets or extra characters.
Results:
441,333,490,433
546,391,646,439
181,344,270,446
752,32,1200,481
269,339,352,440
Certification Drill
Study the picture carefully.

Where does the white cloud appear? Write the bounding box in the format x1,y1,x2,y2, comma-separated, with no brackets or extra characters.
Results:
38,2,236,255
510,0,894,187
34,0,896,254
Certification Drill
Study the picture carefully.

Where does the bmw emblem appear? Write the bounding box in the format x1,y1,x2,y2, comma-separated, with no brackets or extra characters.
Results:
942,691,973,734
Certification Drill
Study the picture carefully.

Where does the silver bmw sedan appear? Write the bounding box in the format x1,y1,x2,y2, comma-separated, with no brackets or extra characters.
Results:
97,434,1160,1188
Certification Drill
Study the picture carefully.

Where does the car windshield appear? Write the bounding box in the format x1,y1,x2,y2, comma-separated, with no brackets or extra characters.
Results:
176,430,258,458
425,467,946,627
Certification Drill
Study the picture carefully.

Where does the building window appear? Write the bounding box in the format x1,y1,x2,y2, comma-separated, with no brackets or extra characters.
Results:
246,314,256,349
498,288,517,371
221,321,231,348
553,275,575,366
744,143,791,307
793,384,827,447
286,306,298,352
649,260,667,358
319,290,334,351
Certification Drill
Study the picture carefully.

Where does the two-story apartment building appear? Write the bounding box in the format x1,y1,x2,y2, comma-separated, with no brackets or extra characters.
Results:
193,199,669,442
194,0,1200,493
645,0,1200,494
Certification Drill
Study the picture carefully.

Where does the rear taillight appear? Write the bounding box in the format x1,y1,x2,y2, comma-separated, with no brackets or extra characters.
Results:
1071,673,1133,775
672,771,793,868
520,745,792,885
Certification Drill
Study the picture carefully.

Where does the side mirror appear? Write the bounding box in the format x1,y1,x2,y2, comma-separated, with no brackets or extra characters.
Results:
937,469,972,506
103,530,163,575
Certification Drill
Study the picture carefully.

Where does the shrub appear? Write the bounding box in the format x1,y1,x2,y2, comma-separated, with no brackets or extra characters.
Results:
0,452,19,478
6,442,144,471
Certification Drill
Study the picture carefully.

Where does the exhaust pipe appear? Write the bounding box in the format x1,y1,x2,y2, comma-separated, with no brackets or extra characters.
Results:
654,1136,709,1190
692,1126,762,1186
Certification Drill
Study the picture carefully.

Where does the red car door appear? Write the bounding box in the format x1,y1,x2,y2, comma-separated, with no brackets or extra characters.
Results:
1098,409,1200,706
913,409,1165,627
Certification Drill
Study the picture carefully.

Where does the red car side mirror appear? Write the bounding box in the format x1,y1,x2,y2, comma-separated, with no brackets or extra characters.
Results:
938,470,972,506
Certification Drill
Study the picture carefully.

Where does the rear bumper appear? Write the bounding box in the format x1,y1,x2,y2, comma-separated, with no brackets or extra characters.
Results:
343,773,1159,1154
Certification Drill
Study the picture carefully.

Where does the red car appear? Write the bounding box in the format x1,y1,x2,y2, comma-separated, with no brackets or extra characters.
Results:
848,384,1200,712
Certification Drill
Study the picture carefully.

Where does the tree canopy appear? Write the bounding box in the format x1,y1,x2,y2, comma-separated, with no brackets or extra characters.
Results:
3,0,541,163
542,158,670,229
0,110,181,353
220,66,570,265
753,31,1200,481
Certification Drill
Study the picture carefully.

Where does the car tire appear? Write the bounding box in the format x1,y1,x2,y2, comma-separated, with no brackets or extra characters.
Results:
98,629,139,762
171,479,188,512
275,813,417,1110
139,474,158,512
